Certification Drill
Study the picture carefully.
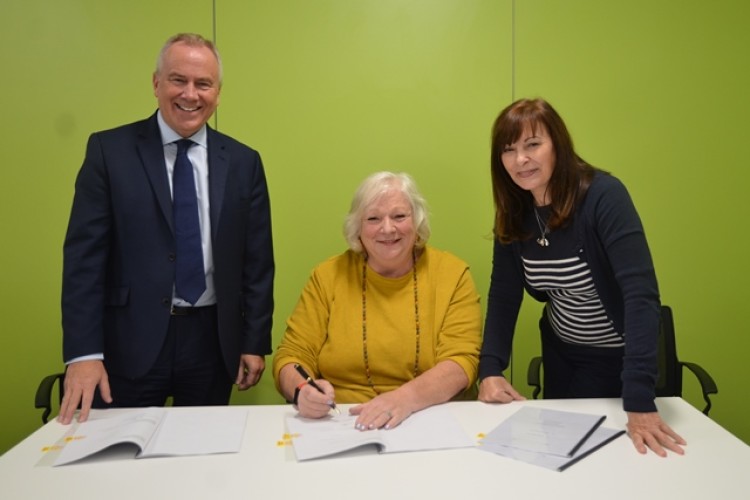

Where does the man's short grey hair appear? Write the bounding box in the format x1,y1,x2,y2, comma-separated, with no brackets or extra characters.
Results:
155,33,223,85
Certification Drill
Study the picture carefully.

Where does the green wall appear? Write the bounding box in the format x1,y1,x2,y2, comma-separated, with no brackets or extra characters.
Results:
1,0,747,455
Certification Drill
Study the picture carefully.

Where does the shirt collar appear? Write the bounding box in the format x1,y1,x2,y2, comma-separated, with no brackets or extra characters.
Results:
156,110,208,149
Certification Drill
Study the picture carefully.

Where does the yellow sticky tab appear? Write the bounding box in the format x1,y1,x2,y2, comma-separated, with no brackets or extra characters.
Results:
276,433,300,447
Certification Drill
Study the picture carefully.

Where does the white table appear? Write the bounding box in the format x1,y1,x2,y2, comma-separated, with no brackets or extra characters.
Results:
1,398,748,500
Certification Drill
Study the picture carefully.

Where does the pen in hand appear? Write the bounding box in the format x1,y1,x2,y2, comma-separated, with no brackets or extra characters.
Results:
294,363,339,414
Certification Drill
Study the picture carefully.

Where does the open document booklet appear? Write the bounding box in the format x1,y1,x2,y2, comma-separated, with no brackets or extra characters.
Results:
479,406,625,471
53,407,247,466
285,404,475,461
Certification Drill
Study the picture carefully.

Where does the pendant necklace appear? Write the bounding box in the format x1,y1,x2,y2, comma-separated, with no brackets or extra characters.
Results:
534,208,550,247
361,249,421,394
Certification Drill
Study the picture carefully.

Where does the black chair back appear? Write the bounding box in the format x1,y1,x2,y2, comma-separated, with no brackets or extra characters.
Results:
655,305,683,397
527,303,717,414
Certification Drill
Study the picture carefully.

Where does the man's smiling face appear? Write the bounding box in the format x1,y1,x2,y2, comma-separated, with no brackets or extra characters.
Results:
152,41,221,138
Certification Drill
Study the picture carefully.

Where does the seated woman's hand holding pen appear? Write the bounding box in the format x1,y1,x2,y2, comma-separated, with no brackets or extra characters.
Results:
285,363,338,419
294,379,337,419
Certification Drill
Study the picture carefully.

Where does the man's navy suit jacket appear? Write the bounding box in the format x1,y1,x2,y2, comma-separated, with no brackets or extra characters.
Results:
62,112,274,380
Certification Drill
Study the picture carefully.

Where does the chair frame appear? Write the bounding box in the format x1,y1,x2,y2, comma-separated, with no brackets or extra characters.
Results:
34,372,65,424
527,305,718,415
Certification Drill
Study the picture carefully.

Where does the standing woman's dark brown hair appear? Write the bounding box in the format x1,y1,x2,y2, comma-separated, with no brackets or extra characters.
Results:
490,98,598,243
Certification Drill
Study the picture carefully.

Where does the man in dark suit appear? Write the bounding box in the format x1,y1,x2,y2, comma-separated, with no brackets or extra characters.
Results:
59,33,274,424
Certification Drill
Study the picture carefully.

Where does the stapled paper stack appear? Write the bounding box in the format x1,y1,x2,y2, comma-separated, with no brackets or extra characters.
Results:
479,406,625,471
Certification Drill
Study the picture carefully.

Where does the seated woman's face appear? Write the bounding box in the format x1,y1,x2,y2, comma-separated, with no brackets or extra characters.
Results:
360,189,417,277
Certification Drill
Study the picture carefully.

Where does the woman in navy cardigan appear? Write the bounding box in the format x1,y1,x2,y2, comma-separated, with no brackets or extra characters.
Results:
478,98,685,457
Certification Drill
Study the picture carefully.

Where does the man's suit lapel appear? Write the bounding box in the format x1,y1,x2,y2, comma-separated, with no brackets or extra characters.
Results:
207,128,229,240
137,114,175,234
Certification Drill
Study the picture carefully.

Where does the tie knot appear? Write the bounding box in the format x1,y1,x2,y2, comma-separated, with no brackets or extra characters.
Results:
175,139,194,154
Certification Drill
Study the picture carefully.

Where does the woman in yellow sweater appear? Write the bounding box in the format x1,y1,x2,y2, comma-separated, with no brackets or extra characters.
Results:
273,172,481,430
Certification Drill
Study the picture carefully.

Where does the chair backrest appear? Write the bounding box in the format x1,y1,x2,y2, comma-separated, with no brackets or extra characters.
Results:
35,373,65,424
528,303,716,414
654,305,683,397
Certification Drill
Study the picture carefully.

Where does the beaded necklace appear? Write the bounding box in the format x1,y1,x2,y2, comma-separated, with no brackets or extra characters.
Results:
361,250,421,393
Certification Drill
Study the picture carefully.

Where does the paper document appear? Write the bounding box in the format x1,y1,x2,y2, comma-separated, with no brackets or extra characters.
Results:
480,406,606,457
53,407,247,466
286,404,475,461
481,425,625,471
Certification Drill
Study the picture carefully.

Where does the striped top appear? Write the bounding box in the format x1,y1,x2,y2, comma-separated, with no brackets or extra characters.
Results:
522,254,623,347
